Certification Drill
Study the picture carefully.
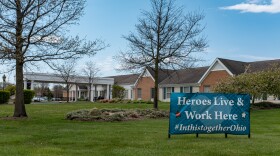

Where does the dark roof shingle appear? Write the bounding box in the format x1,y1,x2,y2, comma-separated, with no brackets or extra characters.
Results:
146,67,175,83
218,58,248,75
248,59,280,73
160,66,209,85
108,74,139,85
218,58,280,75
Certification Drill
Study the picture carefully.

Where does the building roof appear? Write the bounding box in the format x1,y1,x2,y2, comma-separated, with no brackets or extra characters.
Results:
108,74,139,85
160,66,209,85
248,59,280,73
218,58,247,75
218,58,280,75
146,67,176,83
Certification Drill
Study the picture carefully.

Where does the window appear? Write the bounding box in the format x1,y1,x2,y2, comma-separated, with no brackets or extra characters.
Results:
181,87,190,93
204,85,211,93
163,87,174,99
166,87,174,99
137,88,142,99
124,90,128,99
150,88,155,99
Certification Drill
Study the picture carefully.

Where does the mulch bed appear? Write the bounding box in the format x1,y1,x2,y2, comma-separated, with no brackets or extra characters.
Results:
66,108,169,122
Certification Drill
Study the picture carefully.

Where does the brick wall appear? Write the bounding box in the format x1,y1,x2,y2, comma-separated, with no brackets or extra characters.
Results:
200,70,231,92
134,77,155,101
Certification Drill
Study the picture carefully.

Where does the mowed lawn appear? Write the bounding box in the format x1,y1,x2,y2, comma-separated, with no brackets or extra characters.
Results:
0,102,279,156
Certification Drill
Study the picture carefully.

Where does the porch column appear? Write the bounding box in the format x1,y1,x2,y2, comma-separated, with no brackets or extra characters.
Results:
95,85,97,97
75,85,78,102
106,84,110,99
30,80,34,90
109,85,112,99
91,88,94,102
24,80,27,89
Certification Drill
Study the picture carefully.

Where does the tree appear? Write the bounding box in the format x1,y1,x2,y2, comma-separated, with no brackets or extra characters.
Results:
34,83,53,100
52,84,64,100
115,0,207,109
82,61,99,102
214,67,280,104
34,83,49,96
0,0,106,117
112,85,126,100
52,60,76,103
5,84,16,96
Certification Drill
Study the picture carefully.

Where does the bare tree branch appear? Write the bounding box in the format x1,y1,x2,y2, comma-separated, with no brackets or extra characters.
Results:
115,0,207,109
82,61,100,101
51,60,76,103
0,0,107,117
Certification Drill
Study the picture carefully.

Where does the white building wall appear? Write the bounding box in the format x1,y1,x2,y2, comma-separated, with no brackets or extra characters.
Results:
193,87,200,93
159,88,163,102
117,84,134,100
211,62,225,71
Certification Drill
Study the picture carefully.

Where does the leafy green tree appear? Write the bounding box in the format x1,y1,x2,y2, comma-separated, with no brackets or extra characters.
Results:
112,85,126,100
5,85,16,96
214,67,280,104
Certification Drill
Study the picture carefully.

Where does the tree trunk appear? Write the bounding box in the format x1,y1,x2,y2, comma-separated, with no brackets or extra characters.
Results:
154,60,159,109
89,83,92,102
66,84,69,103
154,70,159,109
14,1,27,117
13,61,27,117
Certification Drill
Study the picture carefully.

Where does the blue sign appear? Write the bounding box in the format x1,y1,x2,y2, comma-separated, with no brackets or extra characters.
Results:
169,93,250,136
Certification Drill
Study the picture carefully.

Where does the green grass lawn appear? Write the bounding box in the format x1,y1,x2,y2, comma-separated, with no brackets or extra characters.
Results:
0,102,279,156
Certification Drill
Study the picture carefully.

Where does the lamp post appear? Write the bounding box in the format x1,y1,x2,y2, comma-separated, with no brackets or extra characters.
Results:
2,74,6,91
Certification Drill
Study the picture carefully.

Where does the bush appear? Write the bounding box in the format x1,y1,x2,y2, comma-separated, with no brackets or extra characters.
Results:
146,101,153,104
112,85,126,99
24,90,35,104
5,85,16,96
0,91,10,104
252,102,280,109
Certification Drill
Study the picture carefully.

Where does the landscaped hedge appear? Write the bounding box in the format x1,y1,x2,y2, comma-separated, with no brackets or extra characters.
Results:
66,108,169,121
24,90,35,104
0,91,10,104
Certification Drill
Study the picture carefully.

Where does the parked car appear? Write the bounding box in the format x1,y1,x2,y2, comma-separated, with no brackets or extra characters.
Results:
51,98,62,101
32,97,47,102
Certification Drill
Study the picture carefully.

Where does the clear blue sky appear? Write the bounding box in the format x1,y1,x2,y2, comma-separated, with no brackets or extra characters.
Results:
69,0,280,76
3,0,280,82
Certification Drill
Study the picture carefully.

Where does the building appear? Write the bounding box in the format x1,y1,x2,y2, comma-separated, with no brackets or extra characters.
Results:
159,67,209,102
133,67,175,101
24,58,280,102
108,74,139,100
23,72,114,102
199,58,280,93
